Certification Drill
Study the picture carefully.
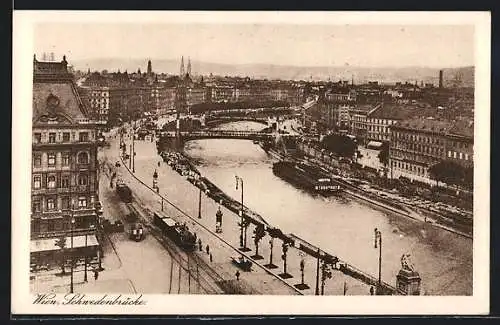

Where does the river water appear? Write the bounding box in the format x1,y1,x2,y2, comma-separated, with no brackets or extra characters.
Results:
183,121,473,295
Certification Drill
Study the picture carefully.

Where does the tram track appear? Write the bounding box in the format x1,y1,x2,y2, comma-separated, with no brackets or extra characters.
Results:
125,201,225,294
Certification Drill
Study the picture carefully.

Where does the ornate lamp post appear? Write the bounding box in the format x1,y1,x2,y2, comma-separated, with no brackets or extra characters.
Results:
235,175,245,249
374,227,382,295
294,251,309,290
153,169,158,190
215,206,223,233
70,215,76,294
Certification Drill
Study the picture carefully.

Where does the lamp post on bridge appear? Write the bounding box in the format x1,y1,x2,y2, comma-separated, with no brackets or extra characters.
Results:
235,175,246,250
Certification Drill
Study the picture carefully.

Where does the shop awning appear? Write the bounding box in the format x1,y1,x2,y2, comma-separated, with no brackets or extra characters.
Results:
30,234,99,253
366,141,383,149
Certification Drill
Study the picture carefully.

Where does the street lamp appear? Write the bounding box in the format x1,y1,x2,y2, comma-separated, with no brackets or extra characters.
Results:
374,227,382,294
235,175,245,249
70,215,76,294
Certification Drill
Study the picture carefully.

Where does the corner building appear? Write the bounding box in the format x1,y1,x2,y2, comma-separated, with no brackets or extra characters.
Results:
31,55,101,266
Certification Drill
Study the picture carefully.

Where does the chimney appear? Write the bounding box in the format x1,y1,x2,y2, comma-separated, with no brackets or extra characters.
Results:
439,70,443,88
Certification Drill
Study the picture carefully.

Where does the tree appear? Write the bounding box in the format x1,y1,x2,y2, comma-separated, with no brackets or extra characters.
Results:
252,224,266,259
55,235,67,275
320,134,357,158
428,160,466,187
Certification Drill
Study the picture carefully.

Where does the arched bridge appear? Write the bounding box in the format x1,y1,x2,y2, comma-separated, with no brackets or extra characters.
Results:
160,130,300,142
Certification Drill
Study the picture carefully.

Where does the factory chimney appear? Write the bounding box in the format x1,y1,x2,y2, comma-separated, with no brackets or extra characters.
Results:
439,70,444,88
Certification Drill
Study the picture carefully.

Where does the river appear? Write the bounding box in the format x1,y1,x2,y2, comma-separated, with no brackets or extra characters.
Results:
182,121,473,295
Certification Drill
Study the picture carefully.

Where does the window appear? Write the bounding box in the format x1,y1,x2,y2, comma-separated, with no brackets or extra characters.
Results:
47,198,55,210
62,153,70,166
47,175,56,188
79,132,89,142
33,176,41,189
33,133,41,143
459,152,463,160
61,176,70,188
61,197,70,210
77,152,89,164
448,150,452,158
78,174,88,186
48,153,56,166
63,132,70,142
453,151,457,159
33,154,41,168
32,199,41,213
465,154,469,161
78,197,87,208
48,133,56,143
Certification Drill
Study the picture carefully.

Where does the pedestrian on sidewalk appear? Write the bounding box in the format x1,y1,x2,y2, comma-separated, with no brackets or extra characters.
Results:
94,270,99,281
206,244,210,255
198,239,202,252
209,253,213,262
235,270,240,281
369,286,374,296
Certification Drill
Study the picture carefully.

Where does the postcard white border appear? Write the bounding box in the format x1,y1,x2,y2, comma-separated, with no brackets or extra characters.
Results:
12,11,490,315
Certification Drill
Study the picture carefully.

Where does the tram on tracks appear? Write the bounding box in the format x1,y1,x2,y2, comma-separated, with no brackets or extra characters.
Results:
153,211,197,251
129,222,145,241
116,182,133,203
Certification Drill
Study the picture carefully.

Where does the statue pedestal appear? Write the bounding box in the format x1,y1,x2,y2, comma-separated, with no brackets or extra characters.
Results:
396,269,422,295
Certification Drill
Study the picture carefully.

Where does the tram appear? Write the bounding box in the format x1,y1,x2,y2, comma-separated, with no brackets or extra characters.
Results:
153,212,196,251
116,183,133,203
129,222,145,241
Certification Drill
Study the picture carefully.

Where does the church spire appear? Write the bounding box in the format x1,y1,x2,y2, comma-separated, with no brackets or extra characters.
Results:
147,59,152,75
187,57,192,76
180,56,185,76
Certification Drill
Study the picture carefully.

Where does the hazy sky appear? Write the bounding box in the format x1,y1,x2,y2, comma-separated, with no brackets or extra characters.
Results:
34,23,474,68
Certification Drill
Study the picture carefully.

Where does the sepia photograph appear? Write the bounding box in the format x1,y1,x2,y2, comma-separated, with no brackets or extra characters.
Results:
12,11,490,315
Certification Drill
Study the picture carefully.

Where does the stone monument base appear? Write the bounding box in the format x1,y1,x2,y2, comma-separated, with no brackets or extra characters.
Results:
396,269,422,295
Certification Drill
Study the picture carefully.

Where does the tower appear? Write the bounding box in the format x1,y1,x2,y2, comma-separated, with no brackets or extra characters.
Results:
180,56,185,76
147,60,152,75
187,57,192,76
439,70,443,88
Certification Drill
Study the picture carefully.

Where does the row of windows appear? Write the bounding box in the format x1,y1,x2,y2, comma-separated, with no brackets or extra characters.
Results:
447,150,471,161
366,119,395,126
393,132,445,146
32,196,89,212
33,151,89,168
392,161,426,176
33,131,90,144
33,173,89,189
392,142,444,156
390,150,439,165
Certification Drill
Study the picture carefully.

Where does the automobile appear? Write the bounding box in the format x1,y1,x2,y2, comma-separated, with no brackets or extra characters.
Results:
115,161,121,167
231,256,252,272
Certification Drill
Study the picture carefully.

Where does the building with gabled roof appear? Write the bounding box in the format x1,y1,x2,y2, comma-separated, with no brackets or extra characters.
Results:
31,55,101,268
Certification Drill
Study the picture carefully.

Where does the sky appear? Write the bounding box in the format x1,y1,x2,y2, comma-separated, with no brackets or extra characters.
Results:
34,23,474,68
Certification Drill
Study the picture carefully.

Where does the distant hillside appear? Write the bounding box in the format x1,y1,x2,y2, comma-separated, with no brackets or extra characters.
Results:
71,58,474,86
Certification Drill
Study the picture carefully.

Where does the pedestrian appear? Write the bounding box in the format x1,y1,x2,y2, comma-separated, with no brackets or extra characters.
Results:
94,270,99,281
209,253,213,262
198,239,202,252
206,244,210,255
369,286,374,296
235,270,240,281
158,161,161,167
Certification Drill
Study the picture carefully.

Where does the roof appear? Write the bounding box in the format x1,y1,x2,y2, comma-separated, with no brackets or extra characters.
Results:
393,117,454,134
448,119,474,139
367,141,383,149
31,234,99,253
368,103,417,120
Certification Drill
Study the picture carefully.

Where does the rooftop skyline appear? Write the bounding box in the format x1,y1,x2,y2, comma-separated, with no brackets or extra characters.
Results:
34,23,474,69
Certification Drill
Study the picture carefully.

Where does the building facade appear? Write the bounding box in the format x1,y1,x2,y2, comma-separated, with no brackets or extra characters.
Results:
31,55,101,266
389,118,452,184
